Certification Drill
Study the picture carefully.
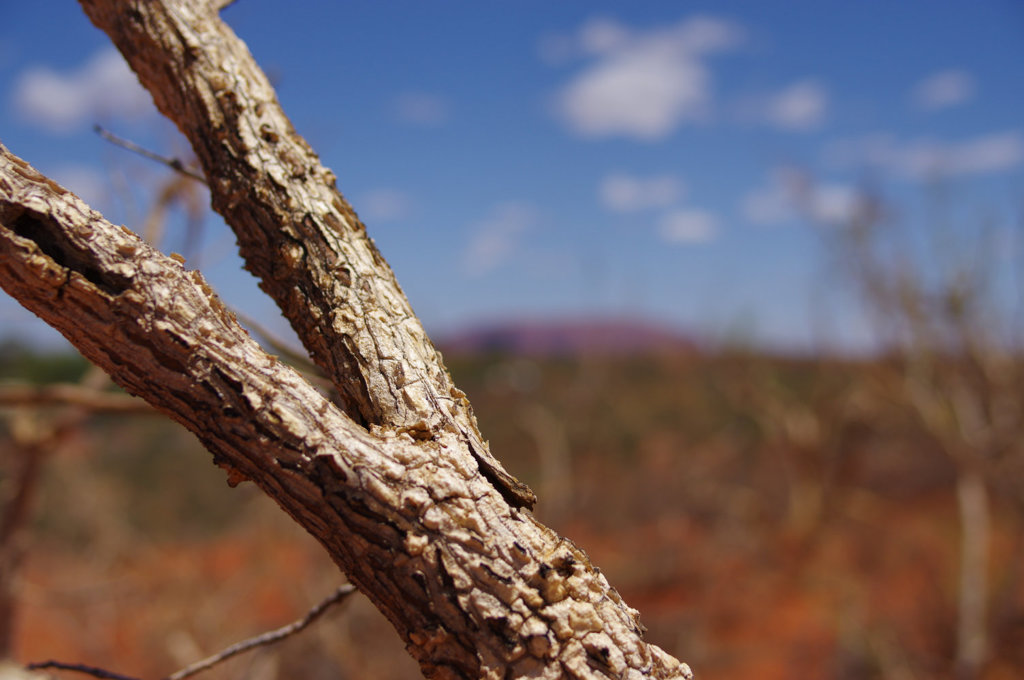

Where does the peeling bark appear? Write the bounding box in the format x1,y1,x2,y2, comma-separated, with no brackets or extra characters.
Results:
0,0,695,677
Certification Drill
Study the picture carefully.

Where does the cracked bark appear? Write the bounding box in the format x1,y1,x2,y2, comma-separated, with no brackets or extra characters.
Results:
0,1,694,678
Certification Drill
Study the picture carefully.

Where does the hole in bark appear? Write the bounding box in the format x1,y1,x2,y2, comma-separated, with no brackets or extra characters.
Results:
8,208,131,295
585,645,612,670
276,457,303,473
552,554,576,578
411,569,428,595
435,547,470,628
484,616,517,650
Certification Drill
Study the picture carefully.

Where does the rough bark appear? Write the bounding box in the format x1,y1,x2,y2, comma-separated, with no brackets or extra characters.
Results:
77,0,533,510
0,0,695,678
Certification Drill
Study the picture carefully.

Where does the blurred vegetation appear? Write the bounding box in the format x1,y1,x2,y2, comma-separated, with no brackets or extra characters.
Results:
0,341,90,385
2,338,1023,678
0,343,257,546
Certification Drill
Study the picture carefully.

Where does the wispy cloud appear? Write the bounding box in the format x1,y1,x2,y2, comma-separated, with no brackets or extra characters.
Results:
392,92,449,126
825,130,1024,180
735,79,828,131
658,208,718,243
12,48,154,133
540,16,634,64
599,173,684,212
546,15,743,140
911,69,975,111
462,202,537,277
763,80,827,131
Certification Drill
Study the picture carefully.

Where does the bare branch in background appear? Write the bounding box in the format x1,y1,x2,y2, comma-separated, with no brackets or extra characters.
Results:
0,383,151,412
165,584,356,680
26,585,354,680
94,125,206,184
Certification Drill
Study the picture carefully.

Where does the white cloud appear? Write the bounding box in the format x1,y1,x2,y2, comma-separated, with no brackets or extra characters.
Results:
912,69,975,111
12,48,154,133
393,92,449,126
742,167,862,226
765,80,827,130
658,208,718,243
463,202,537,277
549,15,743,140
808,184,861,224
736,79,828,131
825,130,1024,180
600,173,684,212
357,188,411,222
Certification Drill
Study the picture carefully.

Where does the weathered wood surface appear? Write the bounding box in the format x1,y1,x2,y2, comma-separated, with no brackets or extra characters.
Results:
0,1,694,677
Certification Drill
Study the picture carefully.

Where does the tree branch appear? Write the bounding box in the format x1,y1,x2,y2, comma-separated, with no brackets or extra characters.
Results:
0,140,688,680
0,0,696,676
78,0,535,510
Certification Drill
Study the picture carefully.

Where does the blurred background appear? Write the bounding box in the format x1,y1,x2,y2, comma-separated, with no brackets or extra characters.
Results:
1,2,1023,678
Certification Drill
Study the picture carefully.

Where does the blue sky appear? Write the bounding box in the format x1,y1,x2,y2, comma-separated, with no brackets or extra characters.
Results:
2,1,1023,353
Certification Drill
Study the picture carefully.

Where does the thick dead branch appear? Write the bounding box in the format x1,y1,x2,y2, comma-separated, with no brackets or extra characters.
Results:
78,0,534,511
0,137,687,680
1,0,696,676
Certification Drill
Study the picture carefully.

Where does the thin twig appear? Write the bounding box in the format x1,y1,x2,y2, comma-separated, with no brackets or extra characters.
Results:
93,125,206,184
25,661,142,680
164,584,356,680
24,586,355,680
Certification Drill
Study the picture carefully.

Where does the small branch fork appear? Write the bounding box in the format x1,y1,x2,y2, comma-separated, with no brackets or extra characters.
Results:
91,129,322,379
26,585,356,680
